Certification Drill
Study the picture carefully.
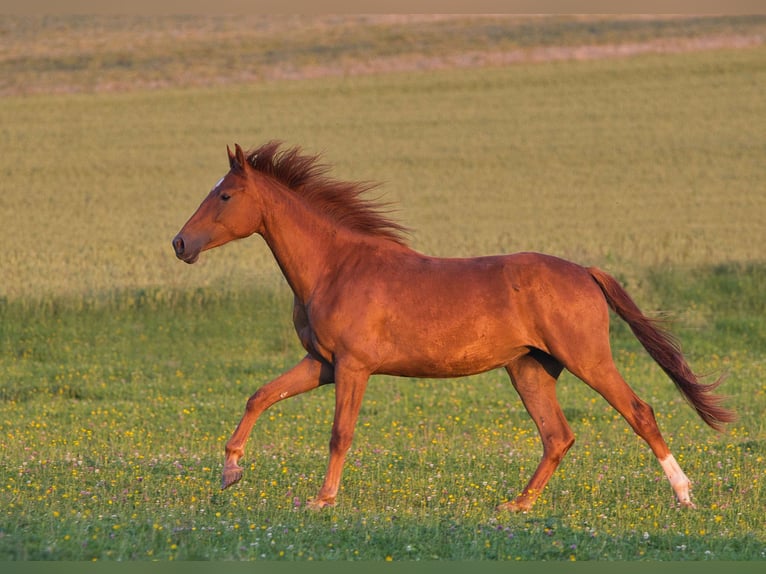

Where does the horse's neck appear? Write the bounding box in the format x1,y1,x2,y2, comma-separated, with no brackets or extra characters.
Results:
259,186,346,303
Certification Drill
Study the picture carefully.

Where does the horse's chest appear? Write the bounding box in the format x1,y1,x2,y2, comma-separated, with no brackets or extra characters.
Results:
302,327,337,365
293,306,336,365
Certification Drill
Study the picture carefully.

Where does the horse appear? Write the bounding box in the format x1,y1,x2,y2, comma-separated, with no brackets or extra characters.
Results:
172,141,734,511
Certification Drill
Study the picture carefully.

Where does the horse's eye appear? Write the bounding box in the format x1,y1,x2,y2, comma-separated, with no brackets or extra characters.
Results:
221,193,231,202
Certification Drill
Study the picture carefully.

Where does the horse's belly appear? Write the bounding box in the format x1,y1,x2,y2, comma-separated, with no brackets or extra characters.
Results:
377,339,529,378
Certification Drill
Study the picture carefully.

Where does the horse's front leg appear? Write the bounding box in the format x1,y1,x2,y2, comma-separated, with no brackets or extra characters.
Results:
308,361,370,509
222,355,332,489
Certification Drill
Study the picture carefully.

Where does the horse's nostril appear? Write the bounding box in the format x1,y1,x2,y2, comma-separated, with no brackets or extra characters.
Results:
173,236,185,256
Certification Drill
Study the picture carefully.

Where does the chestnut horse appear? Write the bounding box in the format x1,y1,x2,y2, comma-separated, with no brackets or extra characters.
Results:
172,142,734,511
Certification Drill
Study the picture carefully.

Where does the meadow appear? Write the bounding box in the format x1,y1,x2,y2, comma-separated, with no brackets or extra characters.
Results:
0,15,765,561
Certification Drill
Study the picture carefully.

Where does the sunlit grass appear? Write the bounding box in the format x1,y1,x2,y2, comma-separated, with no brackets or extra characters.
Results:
1,46,765,302
1,271,763,560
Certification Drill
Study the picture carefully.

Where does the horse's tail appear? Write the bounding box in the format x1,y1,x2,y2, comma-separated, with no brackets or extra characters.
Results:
588,267,735,431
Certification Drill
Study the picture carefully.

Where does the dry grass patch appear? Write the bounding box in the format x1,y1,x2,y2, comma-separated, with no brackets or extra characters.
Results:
1,14,764,95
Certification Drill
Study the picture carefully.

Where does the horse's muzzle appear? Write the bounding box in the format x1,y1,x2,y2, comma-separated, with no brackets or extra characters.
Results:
172,235,198,264
172,235,185,257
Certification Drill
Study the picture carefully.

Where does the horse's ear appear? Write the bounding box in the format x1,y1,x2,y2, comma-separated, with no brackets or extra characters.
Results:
227,144,236,167
236,144,247,171
228,144,247,172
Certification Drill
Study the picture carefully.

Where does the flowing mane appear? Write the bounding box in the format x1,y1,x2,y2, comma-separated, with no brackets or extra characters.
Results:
246,141,409,245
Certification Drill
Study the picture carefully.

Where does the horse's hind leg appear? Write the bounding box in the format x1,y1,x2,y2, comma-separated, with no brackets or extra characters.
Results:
567,359,694,508
499,350,573,512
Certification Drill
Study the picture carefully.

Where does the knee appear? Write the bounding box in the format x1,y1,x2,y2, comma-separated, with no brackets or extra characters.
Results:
245,389,267,413
557,416,576,450
329,427,354,453
544,432,575,462
563,432,575,452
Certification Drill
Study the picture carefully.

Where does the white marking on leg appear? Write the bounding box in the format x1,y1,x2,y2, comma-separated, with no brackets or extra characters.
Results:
659,454,694,507
279,391,289,399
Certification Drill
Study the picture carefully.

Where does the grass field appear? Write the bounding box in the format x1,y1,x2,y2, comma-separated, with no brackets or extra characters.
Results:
0,15,765,561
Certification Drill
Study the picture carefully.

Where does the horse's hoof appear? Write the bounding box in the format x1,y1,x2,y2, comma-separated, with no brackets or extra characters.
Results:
306,497,336,510
496,500,532,513
221,466,243,490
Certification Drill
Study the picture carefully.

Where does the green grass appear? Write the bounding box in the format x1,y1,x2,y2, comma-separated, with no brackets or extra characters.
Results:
0,271,764,560
1,15,765,561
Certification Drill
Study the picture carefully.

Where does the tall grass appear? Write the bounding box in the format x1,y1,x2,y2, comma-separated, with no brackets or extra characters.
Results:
1,47,765,303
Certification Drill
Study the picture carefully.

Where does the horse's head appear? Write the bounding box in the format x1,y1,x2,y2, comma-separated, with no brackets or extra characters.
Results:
172,144,261,264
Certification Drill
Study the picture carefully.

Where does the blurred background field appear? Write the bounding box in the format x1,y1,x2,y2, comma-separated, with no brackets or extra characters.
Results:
3,14,765,97
0,14,764,560
2,26,766,301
